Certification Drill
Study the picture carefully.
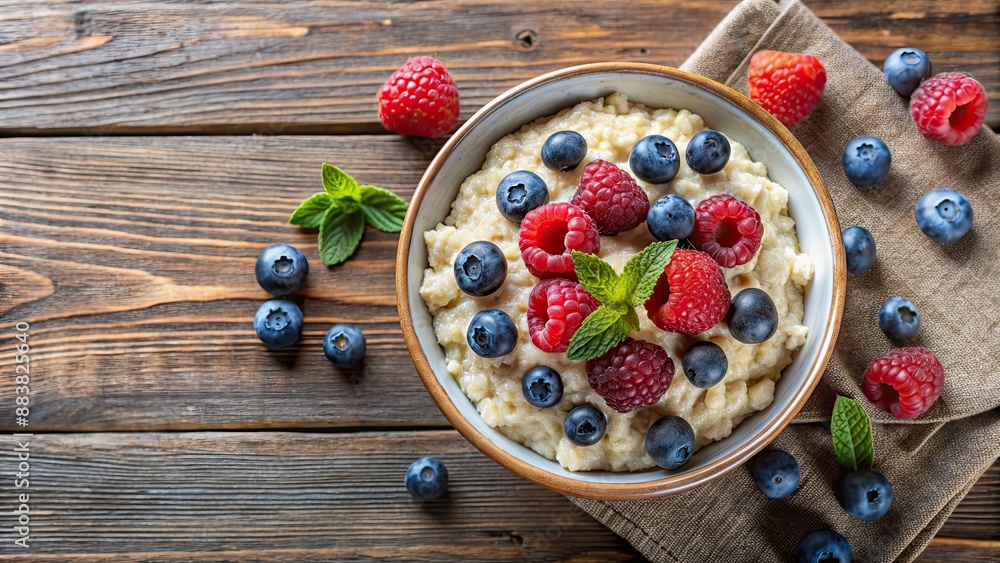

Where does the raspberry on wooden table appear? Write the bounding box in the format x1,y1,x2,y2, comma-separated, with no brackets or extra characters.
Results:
910,72,988,146
527,278,601,353
587,338,675,414
518,203,600,279
644,248,730,335
862,347,944,419
690,194,764,268
747,50,826,128
571,159,650,235
377,56,460,138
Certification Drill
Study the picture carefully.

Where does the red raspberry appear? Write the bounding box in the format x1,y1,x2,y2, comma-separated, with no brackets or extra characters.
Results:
747,50,826,128
690,194,764,268
527,279,601,353
862,347,944,419
587,338,675,414
910,72,988,146
518,203,600,279
571,160,650,235
377,57,460,138
644,249,730,335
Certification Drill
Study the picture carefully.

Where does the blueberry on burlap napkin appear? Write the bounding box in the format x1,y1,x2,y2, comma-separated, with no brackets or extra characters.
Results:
570,1,1000,560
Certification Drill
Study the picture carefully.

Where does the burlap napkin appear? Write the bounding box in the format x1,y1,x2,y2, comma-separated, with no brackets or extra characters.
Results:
571,1,1000,561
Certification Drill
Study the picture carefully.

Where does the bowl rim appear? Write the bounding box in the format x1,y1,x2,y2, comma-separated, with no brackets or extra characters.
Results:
395,62,846,500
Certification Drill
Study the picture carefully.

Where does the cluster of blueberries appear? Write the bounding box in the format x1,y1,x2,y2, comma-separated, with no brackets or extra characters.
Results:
252,243,366,367
453,126,785,473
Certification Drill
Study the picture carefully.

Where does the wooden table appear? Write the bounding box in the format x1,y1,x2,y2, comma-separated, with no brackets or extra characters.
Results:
0,1,996,560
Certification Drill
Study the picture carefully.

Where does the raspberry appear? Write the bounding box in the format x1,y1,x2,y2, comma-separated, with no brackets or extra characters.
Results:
587,339,675,414
747,50,826,128
527,279,601,353
377,57,460,138
518,203,600,279
644,249,730,335
862,347,944,419
690,194,764,268
571,160,650,235
910,72,988,146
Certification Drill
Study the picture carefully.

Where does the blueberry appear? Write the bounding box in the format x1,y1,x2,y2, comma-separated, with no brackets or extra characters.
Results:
839,469,893,521
629,135,680,183
685,130,730,175
522,366,563,408
541,131,588,172
842,226,876,275
644,416,696,470
647,194,695,241
878,297,920,340
748,449,801,499
454,241,507,297
254,299,303,349
323,323,366,367
255,243,308,296
884,47,932,97
563,405,606,447
727,288,778,344
404,457,448,500
915,188,973,243
795,529,852,563
496,170,549,224
466,309,518,358
681,341,728,388
842,136,891,186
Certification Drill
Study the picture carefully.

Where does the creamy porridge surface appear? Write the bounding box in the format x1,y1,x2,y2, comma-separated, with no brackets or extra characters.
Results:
419,93,814,471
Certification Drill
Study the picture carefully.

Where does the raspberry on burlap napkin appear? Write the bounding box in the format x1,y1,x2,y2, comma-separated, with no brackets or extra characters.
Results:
571,0,1000,561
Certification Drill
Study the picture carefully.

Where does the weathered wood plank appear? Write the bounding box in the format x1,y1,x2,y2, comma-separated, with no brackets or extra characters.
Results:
0,135,443,431
0,431,993,560
0,0,995,134
0,431,642,560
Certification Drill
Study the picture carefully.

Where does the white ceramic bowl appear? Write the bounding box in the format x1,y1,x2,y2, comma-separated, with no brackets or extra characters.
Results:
397,63,845,500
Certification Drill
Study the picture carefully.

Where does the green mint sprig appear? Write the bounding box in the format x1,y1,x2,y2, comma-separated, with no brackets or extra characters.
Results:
830,396,874,471
566,240,677,361
289,163,408,266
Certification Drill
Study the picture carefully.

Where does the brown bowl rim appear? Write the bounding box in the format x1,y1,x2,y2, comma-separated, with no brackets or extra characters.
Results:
395,62,846,500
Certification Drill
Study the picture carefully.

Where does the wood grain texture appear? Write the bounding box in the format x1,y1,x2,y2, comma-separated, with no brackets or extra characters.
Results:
0,0,995,134
0,430,994,560
0,135,444,431
0,431,642,560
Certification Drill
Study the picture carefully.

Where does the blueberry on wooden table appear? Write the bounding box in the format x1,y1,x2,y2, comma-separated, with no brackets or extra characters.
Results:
323,324,366,367
405,457,448,500
255,243,308,296
254,299,303,350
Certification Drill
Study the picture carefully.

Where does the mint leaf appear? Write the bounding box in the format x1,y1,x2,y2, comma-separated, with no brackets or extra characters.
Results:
566,305,633,360
318,205,365,266
622,240,677,307
321,163,361,202
572,250,624,305
359,185,408,233
831,396,874,471
289,192,334,228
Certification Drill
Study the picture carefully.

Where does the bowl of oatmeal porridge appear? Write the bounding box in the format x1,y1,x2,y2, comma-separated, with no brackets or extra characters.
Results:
396,63,845,499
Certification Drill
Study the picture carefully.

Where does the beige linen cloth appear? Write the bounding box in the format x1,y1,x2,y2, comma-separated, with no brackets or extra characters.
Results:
571,1,1000,561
